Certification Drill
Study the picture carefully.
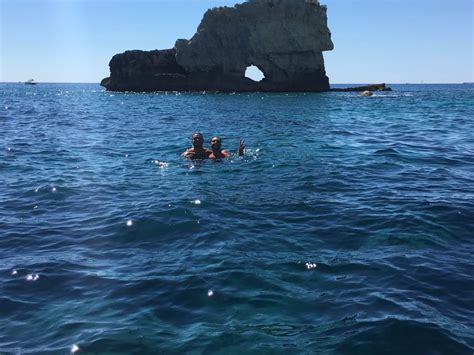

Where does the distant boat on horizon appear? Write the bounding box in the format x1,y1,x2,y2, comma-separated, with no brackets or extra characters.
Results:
25,79,37,85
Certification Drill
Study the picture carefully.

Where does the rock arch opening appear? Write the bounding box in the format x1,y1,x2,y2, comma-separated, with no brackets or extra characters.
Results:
245,65,265,82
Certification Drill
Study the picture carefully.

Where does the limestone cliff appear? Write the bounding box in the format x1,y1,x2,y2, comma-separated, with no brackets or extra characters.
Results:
101,0,334,92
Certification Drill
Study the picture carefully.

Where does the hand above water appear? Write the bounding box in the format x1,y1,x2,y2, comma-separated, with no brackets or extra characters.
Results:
238,139,245,156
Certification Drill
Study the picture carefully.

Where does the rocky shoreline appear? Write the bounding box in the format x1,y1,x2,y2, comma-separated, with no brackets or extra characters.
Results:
330,83,392,92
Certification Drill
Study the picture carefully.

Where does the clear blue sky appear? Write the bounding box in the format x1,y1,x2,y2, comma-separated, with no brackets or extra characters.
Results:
1,0,472,83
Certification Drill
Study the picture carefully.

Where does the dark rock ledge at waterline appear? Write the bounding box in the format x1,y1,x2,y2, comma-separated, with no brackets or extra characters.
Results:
100,0,390,93
331,83,392,92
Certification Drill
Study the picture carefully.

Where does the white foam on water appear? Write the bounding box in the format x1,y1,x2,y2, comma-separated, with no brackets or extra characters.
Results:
11,270,18,275
208,289,214,297
51,187,57,192
126,220,133,227
192,199,201,205
26,274,40,281
153,160,169,168
305,262,317,270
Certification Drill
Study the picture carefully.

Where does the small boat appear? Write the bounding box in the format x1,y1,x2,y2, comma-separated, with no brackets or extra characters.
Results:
25,79,37,85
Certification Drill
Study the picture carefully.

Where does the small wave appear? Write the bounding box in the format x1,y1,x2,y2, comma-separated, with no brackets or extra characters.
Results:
371,93,414,98
336,318,472,354
374,147,400,156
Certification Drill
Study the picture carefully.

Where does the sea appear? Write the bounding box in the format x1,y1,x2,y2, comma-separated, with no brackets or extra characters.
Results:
1,83,473,354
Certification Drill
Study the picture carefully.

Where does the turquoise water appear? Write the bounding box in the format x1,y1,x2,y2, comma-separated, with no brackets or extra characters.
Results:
1,83,473,354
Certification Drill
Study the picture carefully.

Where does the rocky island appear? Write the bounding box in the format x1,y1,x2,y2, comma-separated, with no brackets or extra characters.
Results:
101,0,335,92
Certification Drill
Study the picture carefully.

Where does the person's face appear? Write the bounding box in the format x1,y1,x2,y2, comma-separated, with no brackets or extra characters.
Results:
210,137,221,150
192,134,204,148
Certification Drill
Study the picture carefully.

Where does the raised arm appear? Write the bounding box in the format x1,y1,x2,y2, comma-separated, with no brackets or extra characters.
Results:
238,139,245,156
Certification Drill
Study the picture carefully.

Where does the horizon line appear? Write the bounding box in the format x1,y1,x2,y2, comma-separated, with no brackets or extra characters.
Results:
1,81,472,85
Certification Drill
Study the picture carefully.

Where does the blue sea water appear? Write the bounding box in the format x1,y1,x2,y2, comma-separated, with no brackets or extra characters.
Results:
1,83,473,354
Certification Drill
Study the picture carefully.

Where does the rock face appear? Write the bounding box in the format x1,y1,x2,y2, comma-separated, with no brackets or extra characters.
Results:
331,83,392,92
102,0,334,92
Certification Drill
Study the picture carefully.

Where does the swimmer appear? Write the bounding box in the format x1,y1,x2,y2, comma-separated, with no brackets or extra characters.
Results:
209,136,245,159
182,132,212,160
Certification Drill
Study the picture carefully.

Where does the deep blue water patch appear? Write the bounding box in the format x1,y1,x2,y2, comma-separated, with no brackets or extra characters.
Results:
1,83,473,353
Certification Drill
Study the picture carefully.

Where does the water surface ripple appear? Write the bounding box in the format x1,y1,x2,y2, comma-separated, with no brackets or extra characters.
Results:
1,83,473,353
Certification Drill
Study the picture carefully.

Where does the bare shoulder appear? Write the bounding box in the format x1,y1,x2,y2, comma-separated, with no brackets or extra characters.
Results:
182,148,195,157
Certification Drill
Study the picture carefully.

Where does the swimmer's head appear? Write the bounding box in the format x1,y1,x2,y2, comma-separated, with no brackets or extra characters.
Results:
192,132,204,148
210,136,222,150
